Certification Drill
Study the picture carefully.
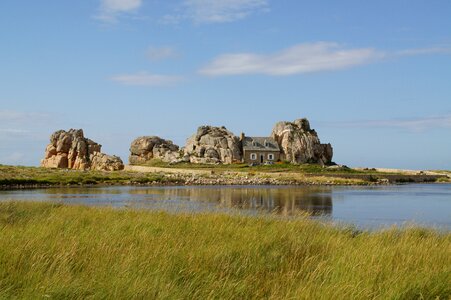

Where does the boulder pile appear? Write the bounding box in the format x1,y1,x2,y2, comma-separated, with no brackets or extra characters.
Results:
40,129,124,171
271,118,333,165
127,118,333,166
184,126,242,164
129,136,181,164
90,152,125,171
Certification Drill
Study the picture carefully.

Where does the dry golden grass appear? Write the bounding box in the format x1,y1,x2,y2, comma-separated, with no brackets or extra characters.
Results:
0,201,449,299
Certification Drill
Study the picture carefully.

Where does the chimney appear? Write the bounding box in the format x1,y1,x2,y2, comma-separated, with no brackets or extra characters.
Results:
239,132,245,160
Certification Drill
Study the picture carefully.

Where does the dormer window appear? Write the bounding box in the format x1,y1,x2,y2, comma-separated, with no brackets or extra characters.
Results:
264,140,269,147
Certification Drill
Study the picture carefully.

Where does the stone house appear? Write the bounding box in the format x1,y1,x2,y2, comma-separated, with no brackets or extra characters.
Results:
240,133,280,165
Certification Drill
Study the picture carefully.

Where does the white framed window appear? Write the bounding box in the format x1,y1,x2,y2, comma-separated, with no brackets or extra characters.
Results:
268,154,274,160
250,153,257,160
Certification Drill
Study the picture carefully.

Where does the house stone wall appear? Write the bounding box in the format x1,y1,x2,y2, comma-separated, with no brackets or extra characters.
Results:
243,150,280,164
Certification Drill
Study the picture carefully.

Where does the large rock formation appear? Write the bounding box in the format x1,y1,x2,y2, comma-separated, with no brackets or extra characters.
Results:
90,152,125,171
41,129,124,171
129,136,181,164
184,126,242,164
271,118,333,165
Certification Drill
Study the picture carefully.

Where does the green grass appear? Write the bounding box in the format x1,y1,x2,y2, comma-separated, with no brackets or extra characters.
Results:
1,164,448,187
437,177,451,183
0,202,449,299
432,171,451,182
141,159,372,174
0,165,181,187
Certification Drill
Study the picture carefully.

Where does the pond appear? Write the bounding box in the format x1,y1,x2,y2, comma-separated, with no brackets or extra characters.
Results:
0,184,450,230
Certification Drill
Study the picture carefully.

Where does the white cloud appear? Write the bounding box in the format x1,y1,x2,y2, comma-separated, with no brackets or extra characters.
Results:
146,46,178,61
110,72,183,86
163,0,268,24
200,42,384,76
96,0,143,22
323,115,451,132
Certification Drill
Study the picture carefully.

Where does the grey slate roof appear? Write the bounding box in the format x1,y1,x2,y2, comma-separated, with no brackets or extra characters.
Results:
242,137,280,152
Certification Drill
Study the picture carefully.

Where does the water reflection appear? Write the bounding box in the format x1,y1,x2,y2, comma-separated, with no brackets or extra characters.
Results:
0,186,333,216
129,186,333,216
1,184,450,229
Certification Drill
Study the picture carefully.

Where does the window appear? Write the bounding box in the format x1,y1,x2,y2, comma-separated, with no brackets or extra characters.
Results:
268,154,274,160
250,153,257,160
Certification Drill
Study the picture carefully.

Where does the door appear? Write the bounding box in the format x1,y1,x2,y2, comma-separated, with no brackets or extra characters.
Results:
260,154,264,164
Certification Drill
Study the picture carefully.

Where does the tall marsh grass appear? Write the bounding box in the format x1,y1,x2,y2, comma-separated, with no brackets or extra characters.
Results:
0,201,449,299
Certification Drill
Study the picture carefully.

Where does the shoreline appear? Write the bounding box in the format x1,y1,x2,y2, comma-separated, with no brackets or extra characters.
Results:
0,164,449,190
1,176,447,191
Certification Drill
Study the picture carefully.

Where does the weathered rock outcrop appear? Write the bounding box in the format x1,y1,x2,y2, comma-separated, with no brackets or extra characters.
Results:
184,126,242,164
90,152,125,171
41,129,124,171
271,118,333,165
129,136,181,164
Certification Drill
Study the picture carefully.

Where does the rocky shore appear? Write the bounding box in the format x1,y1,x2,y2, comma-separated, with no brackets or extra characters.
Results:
3,163,448,190
124,165,368,186
0,166,451,189
0,171,366,190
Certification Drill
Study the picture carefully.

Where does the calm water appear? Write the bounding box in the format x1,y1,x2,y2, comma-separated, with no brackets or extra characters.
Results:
0,184,450,229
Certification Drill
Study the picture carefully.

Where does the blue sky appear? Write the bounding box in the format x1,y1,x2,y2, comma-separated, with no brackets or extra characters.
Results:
1,0,450,169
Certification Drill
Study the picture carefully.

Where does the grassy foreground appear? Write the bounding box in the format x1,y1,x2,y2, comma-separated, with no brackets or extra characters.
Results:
0,202,449,299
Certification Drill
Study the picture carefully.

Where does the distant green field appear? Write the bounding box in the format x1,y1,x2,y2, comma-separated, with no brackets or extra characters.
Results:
0,202,449,299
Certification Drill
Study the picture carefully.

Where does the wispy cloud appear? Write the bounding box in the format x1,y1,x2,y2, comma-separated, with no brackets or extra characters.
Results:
110,72,183,86
95,0,143,22
0,110,52,143
0,129,33,144
200,43,451,76
0,152,26,165
0,110,50,123
146,46,178,61
322,115,451,132
0,129,30,135
200,42,384,76
395,47,451,56
162,0,269,24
